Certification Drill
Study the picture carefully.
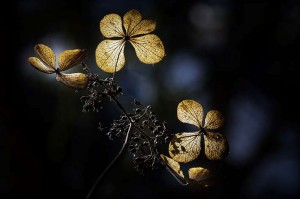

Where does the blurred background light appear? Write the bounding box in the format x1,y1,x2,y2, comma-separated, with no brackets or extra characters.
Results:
163,52,206,94
189,3,228,48
226,92,271,166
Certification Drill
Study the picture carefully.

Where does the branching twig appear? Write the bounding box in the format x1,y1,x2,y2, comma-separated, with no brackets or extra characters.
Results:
110,95,152,141
83,74,169,198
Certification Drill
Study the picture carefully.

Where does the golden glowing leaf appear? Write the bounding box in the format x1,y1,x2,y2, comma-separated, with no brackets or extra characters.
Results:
58,49,86,71
130,20,156,37
28,57,55,74
177,100,203,128
129,34,165,64
123,9,142,35
100,13,124,38
169,132,201,163
204,132,229,160
56,73,89,89
95,39,126,73
160,154,184,179
188,167,210,182
204,110,224,130
34,44,56,70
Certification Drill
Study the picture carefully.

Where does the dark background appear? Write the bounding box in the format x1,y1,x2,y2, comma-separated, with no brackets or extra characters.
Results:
1,0,300,198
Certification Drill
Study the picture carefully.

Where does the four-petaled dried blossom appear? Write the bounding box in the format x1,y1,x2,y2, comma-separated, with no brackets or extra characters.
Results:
169,100,229,163
28,44,89,89
95,9,165,73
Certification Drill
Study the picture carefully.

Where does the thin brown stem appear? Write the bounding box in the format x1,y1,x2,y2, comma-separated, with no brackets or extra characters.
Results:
85,123,132,199
85,84,155,199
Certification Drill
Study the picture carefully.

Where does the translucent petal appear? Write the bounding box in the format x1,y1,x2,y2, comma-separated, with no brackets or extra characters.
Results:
160,154,184,180
204,110,224,130
129,34,165,64
169,132,201,163
204,132,229,160
130,20,156,36
177,100,203,128
100,13,124,38
56,73,89,89
28,57,55,74
188,167,210,182
34,44,56,69
58,49,86,71
123,9,142,36
95,39,126,73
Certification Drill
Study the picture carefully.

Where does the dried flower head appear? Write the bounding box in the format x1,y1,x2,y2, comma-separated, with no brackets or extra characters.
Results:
28,44,88,89
95,9,165,73
169,100,229,162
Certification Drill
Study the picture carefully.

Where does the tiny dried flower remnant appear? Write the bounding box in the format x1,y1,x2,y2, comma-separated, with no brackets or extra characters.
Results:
160,154,211,186
28,44,88,89
169,100,229,162
96,9,165,73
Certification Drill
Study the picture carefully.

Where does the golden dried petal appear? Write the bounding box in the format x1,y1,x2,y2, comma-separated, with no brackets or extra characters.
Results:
100,13,124,38
130,20,156,37
95,39,126,73
123,9,142,35
169,132,201,163
177,100,203,128
129,34,165,64
58,49,86,71
28,57,55,74
188,167,210,182
204,110,224,130
34,44,56,69
56,73,89,89
188,167,214,187
160,154,184,180
204,132,229,160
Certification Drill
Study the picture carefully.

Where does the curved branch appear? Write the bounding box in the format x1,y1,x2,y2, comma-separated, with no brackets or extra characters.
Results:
85,123,132,199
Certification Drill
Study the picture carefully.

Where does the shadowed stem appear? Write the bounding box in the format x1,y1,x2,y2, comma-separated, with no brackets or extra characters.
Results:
85,86,153,199
164,163,188,186
85,123,132,199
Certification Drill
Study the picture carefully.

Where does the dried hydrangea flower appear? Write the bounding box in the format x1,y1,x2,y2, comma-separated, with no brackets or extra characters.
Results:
169,100,229,162
28,44,88,89
95,9,165,73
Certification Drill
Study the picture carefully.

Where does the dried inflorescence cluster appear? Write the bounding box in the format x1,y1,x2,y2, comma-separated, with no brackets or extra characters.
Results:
106,102,169,173
80,75,123,112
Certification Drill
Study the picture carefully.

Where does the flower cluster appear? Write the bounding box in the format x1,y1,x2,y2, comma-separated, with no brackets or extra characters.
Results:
105,101,169,173
80,74,123,112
